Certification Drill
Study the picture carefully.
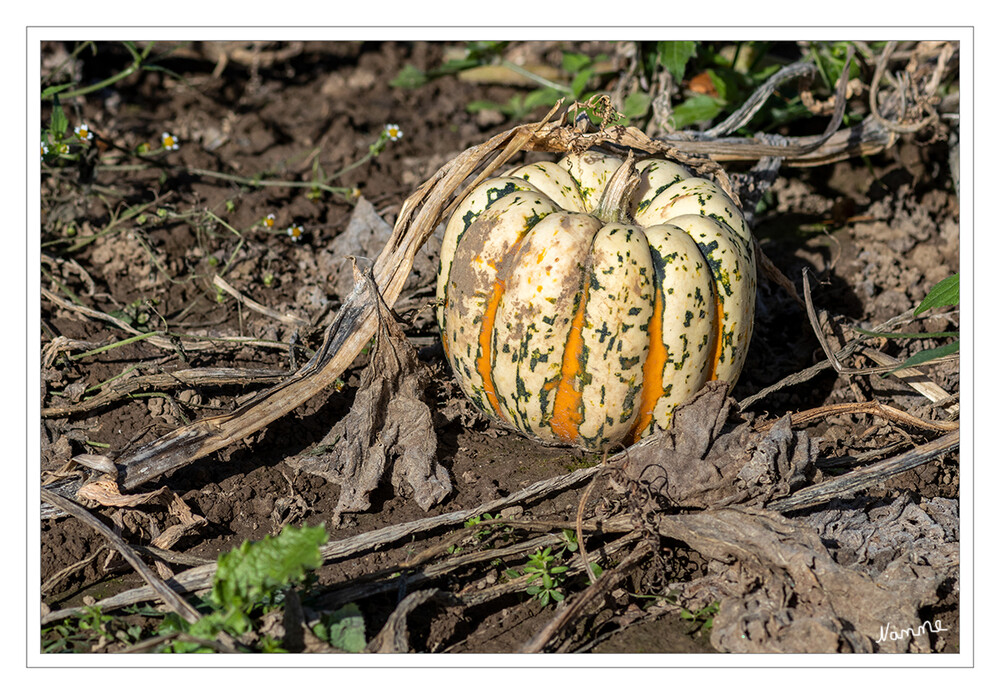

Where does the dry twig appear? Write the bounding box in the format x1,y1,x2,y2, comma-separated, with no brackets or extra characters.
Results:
212,275,310,327
768,429,959,513
41,367,289,418
40,488,204,627
756,400,958,434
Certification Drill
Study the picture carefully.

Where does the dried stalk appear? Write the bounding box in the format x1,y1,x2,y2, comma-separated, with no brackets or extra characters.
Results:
767,429,959,513
860,347,959,416
755,400,959,434
212,275,310,327
41,367,289,418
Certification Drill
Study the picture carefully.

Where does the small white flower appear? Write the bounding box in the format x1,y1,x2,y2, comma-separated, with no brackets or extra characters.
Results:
263,213,276,228
384,123,403,141
41,142,49,159
74,124,93,141
287,225,303,242
57,143,70,155
161,132,180,150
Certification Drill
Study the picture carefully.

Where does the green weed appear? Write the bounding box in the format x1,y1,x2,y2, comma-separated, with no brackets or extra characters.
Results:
680,601,719,633
855,272,960,371
158,523,329,653
41,605,146,653
506,546,568,607
311,603,367,653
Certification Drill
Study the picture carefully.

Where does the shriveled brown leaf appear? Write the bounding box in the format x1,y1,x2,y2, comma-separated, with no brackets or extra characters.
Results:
657,507,944,653
76,479,171,508
620,384,955,653
150,494,208,551
618,381,815,509
319,196,439,305
288,267,451,525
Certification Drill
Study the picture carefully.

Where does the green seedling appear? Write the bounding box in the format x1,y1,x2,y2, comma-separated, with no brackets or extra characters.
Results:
312,603,367,653
680,601,720,633
559,528,579,552
42,605,145,653
506,546,569,607
158,523,328,653
464,512,499,541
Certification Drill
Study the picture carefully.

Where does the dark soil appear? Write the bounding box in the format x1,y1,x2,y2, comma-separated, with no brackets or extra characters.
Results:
38,40,960,655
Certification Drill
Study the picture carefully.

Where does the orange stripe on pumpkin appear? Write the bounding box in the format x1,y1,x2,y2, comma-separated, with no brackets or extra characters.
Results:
706,293,725,382
471,220,547,425
549,288,589,443
625,287,667,444
476,280,506,421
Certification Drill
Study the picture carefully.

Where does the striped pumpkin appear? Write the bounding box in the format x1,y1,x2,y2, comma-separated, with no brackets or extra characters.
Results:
436,150,755,451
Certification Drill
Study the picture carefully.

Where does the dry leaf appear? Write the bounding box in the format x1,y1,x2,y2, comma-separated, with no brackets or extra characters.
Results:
658,507,944,653
629,383,956,652
76,479,170,508
319,196,439,305
620,381,815,508
289,268,451,525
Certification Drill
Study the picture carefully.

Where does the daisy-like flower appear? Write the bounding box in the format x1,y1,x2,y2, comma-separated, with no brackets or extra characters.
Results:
161,132,180,151
41,142,49,160
263,213,276,228
57,143,70,155
287,225,304,242
74,124,94,142
384,123,403,142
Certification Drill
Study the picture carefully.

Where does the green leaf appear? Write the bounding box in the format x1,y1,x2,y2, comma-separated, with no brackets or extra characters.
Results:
523,87,564,112
705,68,729,101
570,68,594,98
49,96,68,139
889,339,959,373
210,523,328,613
658,41,698,82
434,57,481,76
390,64,428,89
669,94,724,130
622,91,651,122
314,603,366,653
915,273,959,315
465,41,507,62
466,99,505,113
41,83,74,99
562,51,592,74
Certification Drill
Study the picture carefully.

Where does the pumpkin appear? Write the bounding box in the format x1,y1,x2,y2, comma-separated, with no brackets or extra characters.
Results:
436,150,755,451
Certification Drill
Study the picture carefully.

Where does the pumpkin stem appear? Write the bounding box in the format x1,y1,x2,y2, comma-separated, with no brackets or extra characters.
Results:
593,151,640,225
